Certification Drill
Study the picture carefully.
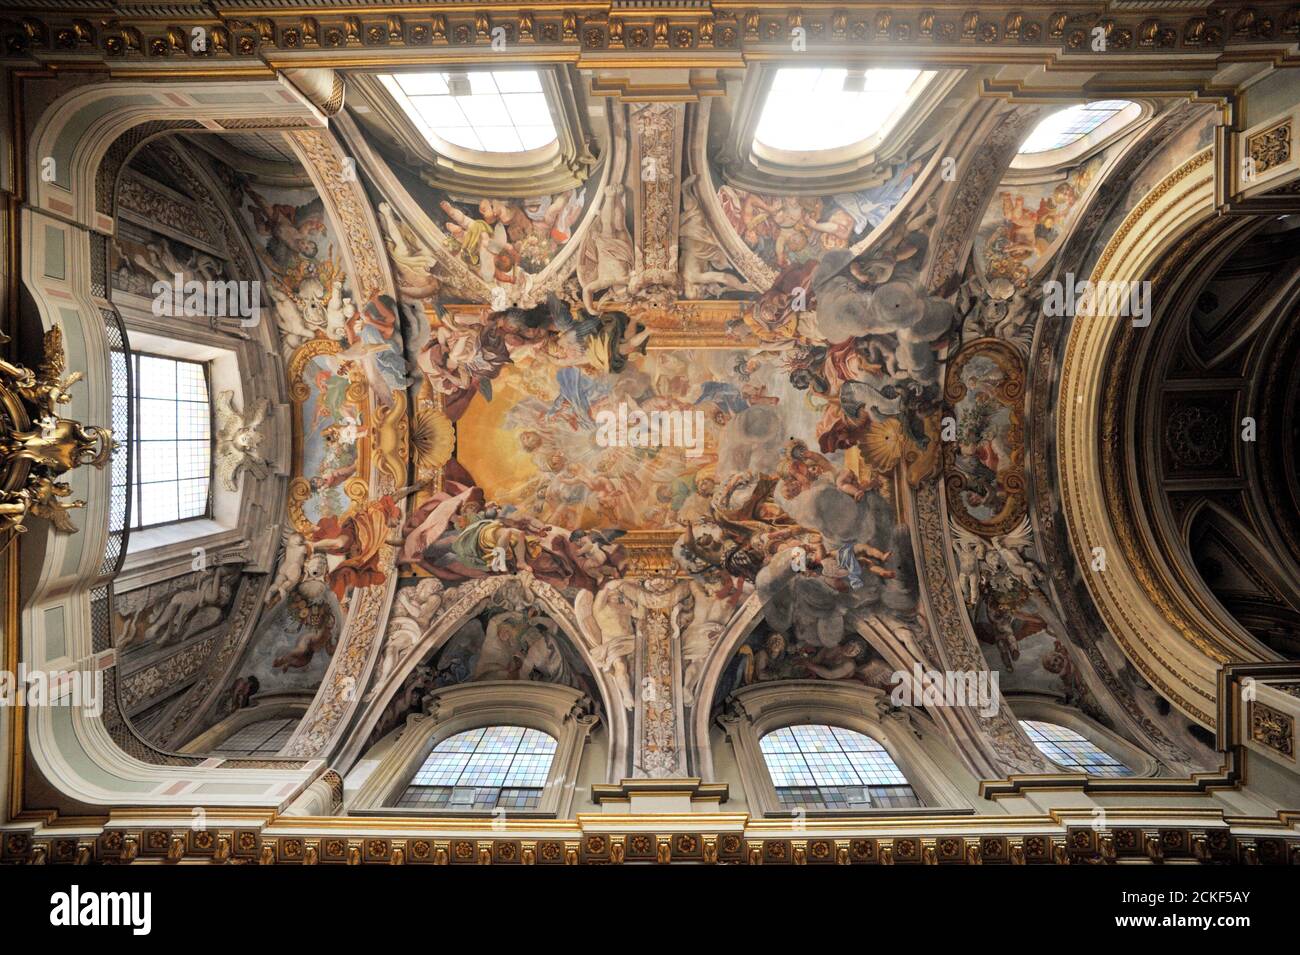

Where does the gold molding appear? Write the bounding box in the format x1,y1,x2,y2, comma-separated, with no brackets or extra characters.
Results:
1057,149,1225,727
0,325,114,538
3,818,1295,865
7,4,1300,79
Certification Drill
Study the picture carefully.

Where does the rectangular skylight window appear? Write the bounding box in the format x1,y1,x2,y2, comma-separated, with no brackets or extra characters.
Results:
379,71,558,154
124,354,211,529
755,67,930,154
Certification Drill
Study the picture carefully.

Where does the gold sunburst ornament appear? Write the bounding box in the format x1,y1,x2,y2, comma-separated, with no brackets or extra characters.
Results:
410,398,453,477
0,325,114,536
862,417,905,471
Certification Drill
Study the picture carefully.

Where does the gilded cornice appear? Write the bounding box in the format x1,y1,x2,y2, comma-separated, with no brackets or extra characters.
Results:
4,4,1300,75
1,813,1296,864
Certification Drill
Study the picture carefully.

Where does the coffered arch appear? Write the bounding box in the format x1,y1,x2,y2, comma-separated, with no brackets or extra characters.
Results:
1127,215,1300,665
1055,149,1289,731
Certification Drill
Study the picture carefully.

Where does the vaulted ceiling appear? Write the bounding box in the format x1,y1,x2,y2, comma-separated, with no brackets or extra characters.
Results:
83,56,1295,781
6,4,1300,855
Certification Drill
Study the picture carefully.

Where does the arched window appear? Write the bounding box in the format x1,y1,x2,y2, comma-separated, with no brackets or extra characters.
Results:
350,684,597,817
210,717,296,757
754,67,930,155
1018,100,1136,155
1019,719,1135,777
396,725,558,811
127,353,212,528
760,724,920,810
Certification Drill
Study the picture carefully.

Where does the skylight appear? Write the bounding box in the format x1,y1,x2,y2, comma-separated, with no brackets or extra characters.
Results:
379,71,558,154
1018,101,1135,154
754,68,928,153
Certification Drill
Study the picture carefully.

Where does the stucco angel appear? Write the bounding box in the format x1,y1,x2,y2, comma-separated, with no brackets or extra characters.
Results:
679,175,752,299
575,184,634,312
215,389,271,492
574,581,637,710
985,516,1043,590
949,519,988,606
951,515,1044,603
265,526,310,607
368,577,447,698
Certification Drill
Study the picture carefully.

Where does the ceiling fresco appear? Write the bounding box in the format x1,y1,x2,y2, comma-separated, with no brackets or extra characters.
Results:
95,75,1268,783
11,0,1300,887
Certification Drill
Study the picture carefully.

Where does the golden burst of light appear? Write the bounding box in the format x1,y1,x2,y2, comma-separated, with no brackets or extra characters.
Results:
862,417,905,471
410,402,454,472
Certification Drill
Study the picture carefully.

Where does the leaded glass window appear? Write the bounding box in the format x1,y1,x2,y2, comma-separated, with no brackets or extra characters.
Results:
760,724,921,810
1019,719,1135,777
754,68,929,153
396,726,558,811
379,71,558,154
1018,101,1134,154
212,718,296,757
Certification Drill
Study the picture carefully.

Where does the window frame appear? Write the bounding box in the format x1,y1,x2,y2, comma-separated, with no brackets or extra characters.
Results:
180,700,310,757
208,716,299,757
718,681,975,818
377,69,560,159
350,682,598,818
1010,698,1158,778
1009,100,1148,173
759,723,923,812
395,724,560,813
126,351,215,531
350,66,600,197
718,64,964,194
751,67,935,165
112,328,256,577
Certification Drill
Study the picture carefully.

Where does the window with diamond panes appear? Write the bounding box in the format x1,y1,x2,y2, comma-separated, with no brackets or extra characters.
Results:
1019,720,1134,777
759,724,921,811
129,354,212,528
211,718,297,757
396,726,558,811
